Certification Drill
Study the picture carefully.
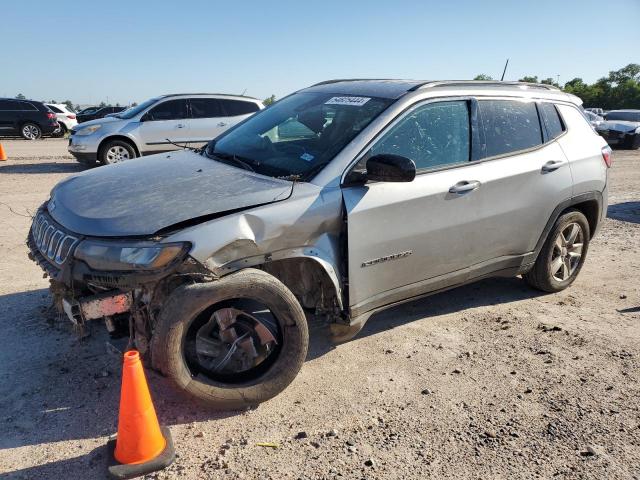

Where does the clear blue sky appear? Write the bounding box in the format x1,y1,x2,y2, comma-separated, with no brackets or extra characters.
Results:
2,0,638,105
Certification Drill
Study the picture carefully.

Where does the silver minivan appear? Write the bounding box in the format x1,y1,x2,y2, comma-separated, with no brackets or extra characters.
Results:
30,80,610,409
67,93,263,165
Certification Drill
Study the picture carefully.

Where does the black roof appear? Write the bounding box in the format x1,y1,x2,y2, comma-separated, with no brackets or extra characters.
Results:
302,80,425,99
302,79,560,99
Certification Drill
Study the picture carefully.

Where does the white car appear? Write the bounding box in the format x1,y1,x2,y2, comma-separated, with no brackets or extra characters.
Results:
46,103,78,137
68,94,264,165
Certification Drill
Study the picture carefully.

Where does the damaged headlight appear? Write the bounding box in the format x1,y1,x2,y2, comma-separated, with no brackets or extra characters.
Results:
74,240,189,271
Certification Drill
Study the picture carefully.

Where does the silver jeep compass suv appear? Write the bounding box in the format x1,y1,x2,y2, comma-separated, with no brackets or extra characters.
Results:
28,80,610,409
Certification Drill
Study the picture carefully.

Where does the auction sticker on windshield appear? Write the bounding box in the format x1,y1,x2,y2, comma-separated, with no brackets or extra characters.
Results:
325,96,371,106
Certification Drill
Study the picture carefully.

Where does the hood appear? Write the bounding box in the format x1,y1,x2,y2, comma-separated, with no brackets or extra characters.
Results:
73,116,121,130
49,150,293,237
598,120,640,132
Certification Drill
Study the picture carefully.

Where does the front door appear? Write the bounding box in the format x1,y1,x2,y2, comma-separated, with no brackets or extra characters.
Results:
138,98,191,153
343,99,481,315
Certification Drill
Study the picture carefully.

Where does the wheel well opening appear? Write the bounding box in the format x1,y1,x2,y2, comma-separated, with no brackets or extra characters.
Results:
260,258,339,314
568,200,599,238
98,136,140,157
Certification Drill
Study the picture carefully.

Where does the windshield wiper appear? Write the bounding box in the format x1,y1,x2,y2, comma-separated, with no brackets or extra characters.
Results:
209,151,256,172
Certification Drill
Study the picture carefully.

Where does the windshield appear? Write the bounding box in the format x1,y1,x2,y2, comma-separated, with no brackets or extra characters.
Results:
205,92,393,179
116,97,161,119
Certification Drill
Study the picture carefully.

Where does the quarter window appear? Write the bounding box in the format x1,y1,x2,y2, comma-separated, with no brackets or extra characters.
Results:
219,99,260,116
146,99,188,121
370,101,470,170
478,100,542,157
540,102,565,139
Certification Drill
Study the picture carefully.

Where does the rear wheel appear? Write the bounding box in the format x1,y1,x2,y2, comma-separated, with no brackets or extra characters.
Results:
99,139,136,165
524,210,590,292
21,123,42,140
151,269,309,410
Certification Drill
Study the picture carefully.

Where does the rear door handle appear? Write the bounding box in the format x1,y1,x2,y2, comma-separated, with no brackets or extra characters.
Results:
541,160,568,172
449,180,481,194
176,123,186,129
217,122,228,127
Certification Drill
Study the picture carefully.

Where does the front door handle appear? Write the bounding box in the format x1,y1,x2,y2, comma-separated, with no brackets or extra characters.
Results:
176,124,185,129
449,180,481,194
217,122,228,127
541,160,568,172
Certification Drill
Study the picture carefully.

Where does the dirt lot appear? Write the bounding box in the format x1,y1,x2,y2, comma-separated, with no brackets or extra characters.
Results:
0,138,639,479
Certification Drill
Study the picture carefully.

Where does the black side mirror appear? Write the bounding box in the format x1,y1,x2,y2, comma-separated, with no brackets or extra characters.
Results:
366,154,416,182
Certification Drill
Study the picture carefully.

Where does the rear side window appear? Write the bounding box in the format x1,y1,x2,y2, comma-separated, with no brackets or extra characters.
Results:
0,100,11,110
371,100,470,170
539,102,565,140
190,98,223,118
219,99,260,116
478,100,542,157
146,99,188,121
21,102,38,111
48,105,63,113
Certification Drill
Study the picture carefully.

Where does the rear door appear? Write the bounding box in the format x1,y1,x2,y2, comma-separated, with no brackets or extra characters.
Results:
138,99,191,153
216,99,261,132
0,100,18,134
187,98,226,145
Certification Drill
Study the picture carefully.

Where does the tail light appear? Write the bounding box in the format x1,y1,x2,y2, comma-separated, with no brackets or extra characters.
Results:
67,114,76,119
601,146,612,168
46,112,56,119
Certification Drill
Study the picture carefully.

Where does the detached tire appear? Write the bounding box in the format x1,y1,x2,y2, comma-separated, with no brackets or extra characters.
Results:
524,209,590,293
151,268,308,410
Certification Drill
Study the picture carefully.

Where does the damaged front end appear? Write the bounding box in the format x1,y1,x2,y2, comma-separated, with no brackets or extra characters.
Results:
27,206,210,352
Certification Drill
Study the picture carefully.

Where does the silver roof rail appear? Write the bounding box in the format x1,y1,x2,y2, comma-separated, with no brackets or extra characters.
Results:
412,80,561,91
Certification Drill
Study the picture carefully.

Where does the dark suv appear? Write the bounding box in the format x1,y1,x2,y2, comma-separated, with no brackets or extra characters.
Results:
0,98,59,139
76,106,127,124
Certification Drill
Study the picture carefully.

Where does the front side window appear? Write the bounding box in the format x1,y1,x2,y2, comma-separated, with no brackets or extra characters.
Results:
478,100,542,157
145,99,188,121
370,100,470,170
540,102,565,139
116,97,160,119
206,92,392,179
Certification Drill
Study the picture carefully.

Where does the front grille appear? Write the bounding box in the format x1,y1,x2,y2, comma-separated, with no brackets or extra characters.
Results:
31,211,79,266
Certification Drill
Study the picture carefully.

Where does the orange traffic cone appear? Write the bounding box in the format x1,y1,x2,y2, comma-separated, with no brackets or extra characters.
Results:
107,350,175,479
0,143,7,161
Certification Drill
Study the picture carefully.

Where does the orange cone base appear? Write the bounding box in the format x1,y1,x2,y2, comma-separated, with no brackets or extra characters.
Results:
107,426,175,480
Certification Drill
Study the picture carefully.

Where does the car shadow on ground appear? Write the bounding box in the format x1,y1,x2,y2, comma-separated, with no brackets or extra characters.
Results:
307,276,544,360
1,277,541,463
0,162,89,174
0,289,242,456
608,201,640,224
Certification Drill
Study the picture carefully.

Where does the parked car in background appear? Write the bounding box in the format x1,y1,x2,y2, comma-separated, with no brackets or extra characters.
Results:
46,103,77,137
596,109,640,149
68,93,264,164
76,106,126,123
34,80,610,409
583,110,604,128
585,107,605,116
0,98,59,139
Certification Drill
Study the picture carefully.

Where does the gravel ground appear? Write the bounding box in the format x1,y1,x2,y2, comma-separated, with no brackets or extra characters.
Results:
0,138,639,480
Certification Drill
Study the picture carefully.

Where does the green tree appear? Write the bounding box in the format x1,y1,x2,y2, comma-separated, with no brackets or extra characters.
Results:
63,100,74,111
263,94,276,106
562,64,640,109
518,76,539,83
99,101,107,108
131,102,138,107
473,74,493,81
15,93,26,99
